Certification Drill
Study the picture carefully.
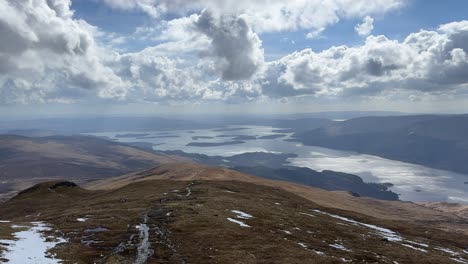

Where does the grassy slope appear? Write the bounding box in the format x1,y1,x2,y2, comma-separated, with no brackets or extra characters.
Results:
87,163,468,235
1,179,467,263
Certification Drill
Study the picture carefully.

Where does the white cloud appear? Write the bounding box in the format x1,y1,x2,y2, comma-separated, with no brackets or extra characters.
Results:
355,16,375,36
260,21,468,99
1,0,468,108
306,27,325,39
193,11,264,80
103,0,403,34
0,0,126,104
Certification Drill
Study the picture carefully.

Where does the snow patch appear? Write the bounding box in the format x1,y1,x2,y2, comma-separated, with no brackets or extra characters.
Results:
314,250,326,256
299,212,316,218
227,218,250,228
401,243,428,252
135,216,153,264
11,225,28,229
312,209,402,242
76,217,88,222
231,210,253,219
329,243,352,252
405,240,429,248
451,258,468,264
436,247,459,256
0,222,66,264
282,230,292,235
297,242,307,248
0,220,10,223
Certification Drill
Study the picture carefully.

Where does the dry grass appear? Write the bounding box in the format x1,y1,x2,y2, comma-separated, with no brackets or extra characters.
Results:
87,163,468,236
0,178,467,263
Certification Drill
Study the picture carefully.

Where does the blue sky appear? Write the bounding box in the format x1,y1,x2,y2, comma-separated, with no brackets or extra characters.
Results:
1,0,468,117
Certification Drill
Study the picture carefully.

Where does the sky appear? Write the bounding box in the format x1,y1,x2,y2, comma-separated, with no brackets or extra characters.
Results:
1,0,468,118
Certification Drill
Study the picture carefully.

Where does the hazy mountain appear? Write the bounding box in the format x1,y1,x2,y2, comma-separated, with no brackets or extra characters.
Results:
0,135,189,200
0,116,209,134
293,114,468,174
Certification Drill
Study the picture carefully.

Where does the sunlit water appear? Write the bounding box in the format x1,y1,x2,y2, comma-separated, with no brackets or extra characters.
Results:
88,126,468,204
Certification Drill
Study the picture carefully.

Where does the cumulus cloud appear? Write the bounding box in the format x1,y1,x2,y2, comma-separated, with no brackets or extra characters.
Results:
1,0,468,107
259,21,468,98
355,16,374,36
0,0,126,103
193,11,264,80
103,0,403,33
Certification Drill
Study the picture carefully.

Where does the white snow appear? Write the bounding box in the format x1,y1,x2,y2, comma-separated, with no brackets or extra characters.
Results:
312,209,402,242
436,247,458,255
299,213,316,218
0,222,66,264
76,217,88,222
313,250,326,256
0,220,10,223
451,258,468,264
227,218,250,228
282,230,292,235
11,225,28,229
231,210,253,219
329,243,352,252
401,243,428,252
297,242,307,248
135,216,153,264
405,240,429,248
274,202,281,205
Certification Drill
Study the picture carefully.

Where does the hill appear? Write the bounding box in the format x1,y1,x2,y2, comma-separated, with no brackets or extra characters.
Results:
0,135,189,201
1,164,468,263
87,164,468,235
159,150,398,200
293,114,468,174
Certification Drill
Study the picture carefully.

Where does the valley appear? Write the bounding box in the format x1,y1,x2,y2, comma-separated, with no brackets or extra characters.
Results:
90,122,468,204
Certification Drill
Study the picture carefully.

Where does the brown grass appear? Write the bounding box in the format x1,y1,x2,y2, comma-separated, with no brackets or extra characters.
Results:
87,163,468,236
0,178,467,263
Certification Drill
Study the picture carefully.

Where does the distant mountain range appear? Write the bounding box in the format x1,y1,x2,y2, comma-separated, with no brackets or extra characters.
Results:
0,135,188,200
0,135,398,202
293,114,468,174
